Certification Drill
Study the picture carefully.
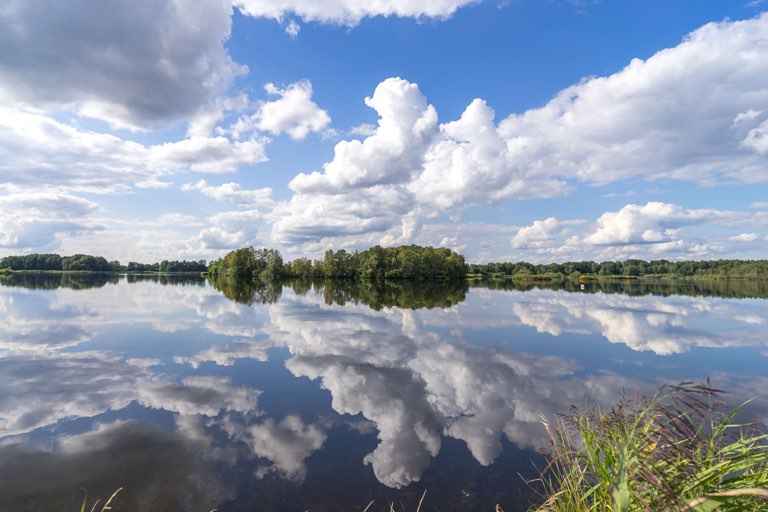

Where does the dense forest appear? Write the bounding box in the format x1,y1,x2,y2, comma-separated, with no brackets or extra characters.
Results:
468,258,768,279
125,260,208,272
0,253,207,273
0,253,116,271
207,245,468,281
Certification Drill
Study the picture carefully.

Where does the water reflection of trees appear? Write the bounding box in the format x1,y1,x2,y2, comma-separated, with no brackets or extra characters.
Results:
209,278,469,309
124,273,206,286
0,272,119,290
469,277,768,299
0,272,207,290
7,271,768,303
294,279,469,310
209,275,768,309
209,277,284,305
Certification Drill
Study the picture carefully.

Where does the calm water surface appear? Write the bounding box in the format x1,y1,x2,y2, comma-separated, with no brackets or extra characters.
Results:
1,274,766,511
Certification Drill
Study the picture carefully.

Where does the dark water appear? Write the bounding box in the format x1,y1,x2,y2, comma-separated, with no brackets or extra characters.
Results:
1,274,766,511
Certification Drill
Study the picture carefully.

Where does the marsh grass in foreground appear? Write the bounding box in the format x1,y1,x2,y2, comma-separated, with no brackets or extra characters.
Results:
80,487,122,512
528,383,768,511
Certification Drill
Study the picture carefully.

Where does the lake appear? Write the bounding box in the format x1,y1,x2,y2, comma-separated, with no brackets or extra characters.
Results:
1,274,766,511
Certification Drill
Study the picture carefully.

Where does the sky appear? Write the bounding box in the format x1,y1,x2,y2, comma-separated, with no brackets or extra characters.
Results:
1,0,768,264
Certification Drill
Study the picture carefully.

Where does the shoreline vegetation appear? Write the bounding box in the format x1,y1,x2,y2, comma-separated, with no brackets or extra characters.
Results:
0,253,207,273
529,383,768,512
4,245,768,281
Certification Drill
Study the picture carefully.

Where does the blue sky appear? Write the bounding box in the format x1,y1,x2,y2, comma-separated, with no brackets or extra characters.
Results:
1,0,767,263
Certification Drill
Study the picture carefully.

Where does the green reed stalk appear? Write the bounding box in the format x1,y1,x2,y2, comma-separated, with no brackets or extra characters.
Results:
529,383,768,512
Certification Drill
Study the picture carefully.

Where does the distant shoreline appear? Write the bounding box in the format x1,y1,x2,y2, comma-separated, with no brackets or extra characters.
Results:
3,268,767,282
4,247,768,281
0,269,206,275
466,273,768,282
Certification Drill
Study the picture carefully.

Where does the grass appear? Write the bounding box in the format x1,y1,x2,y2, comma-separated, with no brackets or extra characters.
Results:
80,487,122,512
528,382,768,511
363,489,428,512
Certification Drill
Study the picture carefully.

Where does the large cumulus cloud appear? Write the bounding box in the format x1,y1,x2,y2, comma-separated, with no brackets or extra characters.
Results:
271,15,768,250
0,0,240,130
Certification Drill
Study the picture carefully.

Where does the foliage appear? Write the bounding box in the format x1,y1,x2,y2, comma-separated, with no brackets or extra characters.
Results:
282,245,467,281
469,259,768,280
0,253,206,273
127,260,207,272
0,253,64,270
208,247,284,280
210,244,466,282
530,383,768,512
62,254,113,271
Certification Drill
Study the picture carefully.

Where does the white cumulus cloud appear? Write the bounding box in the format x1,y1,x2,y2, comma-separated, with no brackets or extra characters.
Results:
583,202,717,246
234,0,480,26
232,81,331,140
182,180,274,209
728,233,759,242
511,217,562,249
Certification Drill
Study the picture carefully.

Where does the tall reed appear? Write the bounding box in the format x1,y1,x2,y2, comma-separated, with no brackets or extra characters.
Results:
529,383,768,511
80,487,123,512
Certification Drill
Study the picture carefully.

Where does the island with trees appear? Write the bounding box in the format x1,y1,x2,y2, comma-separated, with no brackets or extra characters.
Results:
207,245,468,281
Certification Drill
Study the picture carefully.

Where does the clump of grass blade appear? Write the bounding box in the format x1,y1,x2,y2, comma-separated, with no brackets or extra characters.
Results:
80,487,123,512
529,382,768,511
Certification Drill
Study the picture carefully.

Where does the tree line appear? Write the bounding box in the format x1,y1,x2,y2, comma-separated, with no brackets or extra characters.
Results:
5,249,768,281
208,245,468,281
125,259,208,272
0,253,207,273
468,258,768,279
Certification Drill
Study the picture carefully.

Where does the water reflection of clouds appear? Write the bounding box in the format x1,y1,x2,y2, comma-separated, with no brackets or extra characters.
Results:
3,280,768,493
0,347,329,501
222,414,327,482
501,290,766,354
288,356,443,488
0,282,215,357
0,281,328,498
0,419,236,512
412,288,768,355
0,288,94,352
188,286,768,488
0,352,261,436
255,293,640,488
